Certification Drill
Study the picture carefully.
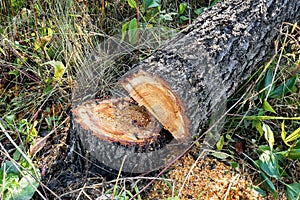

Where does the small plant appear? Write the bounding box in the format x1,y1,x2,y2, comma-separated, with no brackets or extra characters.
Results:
0,117,41,200
0,152,41,200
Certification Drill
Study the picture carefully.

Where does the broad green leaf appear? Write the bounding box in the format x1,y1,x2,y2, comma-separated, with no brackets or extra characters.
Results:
210,0,220,7
262,123,274,150
269,76,297,98
121,21,130,42
259,150,280,180
252,120,264,136
10,173,40,200
179,3,187,15
251,185,267,197
1,161,20,175
264,68,274,94
263,100,276,114
160,13,173,21
43,61,66,81
179,15,189,21
128,18,138,44
144,0,160,10
216,135,224,150
260,172,278,198
294,139,300,148
286,183,300,200
211,151,231,160
280,148,300,160
256,68,274,99
194,7,205,15
285,127,300,144
127,0,136,8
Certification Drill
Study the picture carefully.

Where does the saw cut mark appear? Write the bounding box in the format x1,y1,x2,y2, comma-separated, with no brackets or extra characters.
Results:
120,70,190,142
72,97,161,146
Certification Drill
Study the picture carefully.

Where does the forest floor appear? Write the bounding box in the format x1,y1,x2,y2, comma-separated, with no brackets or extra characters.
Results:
1,1,299,200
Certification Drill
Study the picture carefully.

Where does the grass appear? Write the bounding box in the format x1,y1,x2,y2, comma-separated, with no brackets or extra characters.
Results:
0,0,299,199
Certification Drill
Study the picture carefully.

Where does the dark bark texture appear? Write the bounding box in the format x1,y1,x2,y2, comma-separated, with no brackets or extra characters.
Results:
72,0,300,173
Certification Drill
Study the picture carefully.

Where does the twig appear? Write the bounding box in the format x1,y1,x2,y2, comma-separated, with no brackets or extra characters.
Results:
223,174,240,200
112,155,127,199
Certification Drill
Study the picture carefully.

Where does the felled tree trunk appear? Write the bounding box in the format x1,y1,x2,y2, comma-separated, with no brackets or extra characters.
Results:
71,0,300,173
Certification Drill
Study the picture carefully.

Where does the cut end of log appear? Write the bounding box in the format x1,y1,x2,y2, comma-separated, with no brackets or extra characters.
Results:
120,70,190,143
72,97,161,146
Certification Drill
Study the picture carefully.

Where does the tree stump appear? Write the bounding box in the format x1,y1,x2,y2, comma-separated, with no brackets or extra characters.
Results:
71,0,300,173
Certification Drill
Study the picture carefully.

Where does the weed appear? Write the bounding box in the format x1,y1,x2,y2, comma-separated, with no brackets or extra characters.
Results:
216,22,300,199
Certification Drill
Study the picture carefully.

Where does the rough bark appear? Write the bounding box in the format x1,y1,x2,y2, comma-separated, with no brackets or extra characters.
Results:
71,0,300,173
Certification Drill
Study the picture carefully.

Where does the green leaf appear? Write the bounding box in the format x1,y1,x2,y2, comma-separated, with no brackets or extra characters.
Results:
216,135,224,150
179,15,189,21
264,68,274,93
285,127,300,144
194,7,205,15
128,18,138,44
2,161,20,175
8,70,19,76
211,151,231,160
269,76,297,98
6,174,39,200
262,123,274,150
259,150,280,180
179,2,187,15
121,21,130,42
281,120,286,142
127,0,137,8
11,173,40,200
210,0,220,7
43,61,66,81
280,148,300,160
144,0,160,10
251,185,267,197
260,172,278,198
160,13,175,21
256,68,274,99
43,85,54,95
263,100,276,114
253,120,264,137
286,183,300,200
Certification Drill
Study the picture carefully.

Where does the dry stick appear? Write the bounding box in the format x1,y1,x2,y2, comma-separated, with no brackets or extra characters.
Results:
223,174,240,200
130,92,246,200
112,155,127,199
265,28,288,100
101,0,105,17
0,60,40,83
82,190,93,200
30,117,70,158
76,183,87,200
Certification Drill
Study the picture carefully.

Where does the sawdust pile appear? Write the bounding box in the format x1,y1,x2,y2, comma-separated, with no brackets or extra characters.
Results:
146,155,263,200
